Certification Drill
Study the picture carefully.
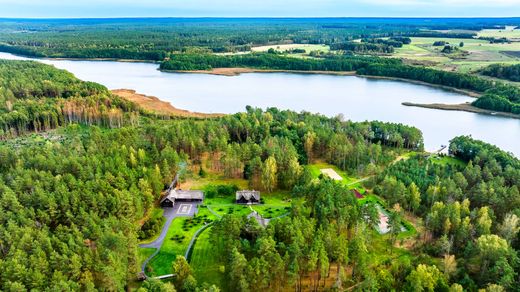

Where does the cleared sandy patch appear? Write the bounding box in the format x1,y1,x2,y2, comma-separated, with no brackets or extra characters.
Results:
112,89,223,118
320,168,343,181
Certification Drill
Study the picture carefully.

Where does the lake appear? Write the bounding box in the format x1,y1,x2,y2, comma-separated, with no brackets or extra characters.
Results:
1,52,519,156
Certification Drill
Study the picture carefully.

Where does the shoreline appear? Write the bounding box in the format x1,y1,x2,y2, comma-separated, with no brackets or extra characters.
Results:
111,89,223,118
402,102,520,120
162,67,482,98
163,67,358,77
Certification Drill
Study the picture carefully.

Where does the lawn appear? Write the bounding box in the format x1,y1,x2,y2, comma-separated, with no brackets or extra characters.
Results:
147,208,216,276
205,191,293,218
190,227,225,288
138,247,156,268
307,162,366,192
429,155,466,168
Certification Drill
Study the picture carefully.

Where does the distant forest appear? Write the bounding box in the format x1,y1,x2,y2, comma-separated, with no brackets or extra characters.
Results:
0,18,518,59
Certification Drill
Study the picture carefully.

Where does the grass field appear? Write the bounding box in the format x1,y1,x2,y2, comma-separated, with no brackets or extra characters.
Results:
190,227,225,288
477,27,520,39
393,36,520,72
147,208,216,276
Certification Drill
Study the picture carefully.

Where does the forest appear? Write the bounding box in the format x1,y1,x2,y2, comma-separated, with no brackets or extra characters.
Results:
0,60,139,138
0,18,519,59
0,59,519,291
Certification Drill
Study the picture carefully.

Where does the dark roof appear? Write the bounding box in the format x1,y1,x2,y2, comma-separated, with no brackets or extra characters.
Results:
160,189,204,203
236,190,260,201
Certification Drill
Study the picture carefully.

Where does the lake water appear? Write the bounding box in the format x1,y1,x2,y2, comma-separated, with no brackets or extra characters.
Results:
1,52,519,157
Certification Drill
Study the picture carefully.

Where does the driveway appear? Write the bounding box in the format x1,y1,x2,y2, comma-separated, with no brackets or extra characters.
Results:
139,202,200,274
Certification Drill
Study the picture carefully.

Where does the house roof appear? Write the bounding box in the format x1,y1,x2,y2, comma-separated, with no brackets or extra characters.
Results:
236,190,260,201
160,189,204,203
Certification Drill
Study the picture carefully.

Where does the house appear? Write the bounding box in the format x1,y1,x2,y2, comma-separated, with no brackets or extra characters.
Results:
236,190,261,205
160,189,204,207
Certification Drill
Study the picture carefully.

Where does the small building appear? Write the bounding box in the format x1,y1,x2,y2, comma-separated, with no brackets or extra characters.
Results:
236,190,261,205
160,189,204,208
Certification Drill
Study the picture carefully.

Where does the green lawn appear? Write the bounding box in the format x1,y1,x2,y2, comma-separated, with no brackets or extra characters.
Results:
138,247,156,268
204,191,292,218
147,208,216,276
307,162,366,192
429,155,466,168
190,227,225,288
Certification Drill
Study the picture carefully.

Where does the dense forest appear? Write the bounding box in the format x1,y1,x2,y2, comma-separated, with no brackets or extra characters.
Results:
0,18,519,59
0,60,139,138
371,136,520,290
159,53,399,71
481,63,520,82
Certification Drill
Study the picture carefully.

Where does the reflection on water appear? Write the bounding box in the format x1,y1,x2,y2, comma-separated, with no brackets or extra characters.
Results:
1,52,518,157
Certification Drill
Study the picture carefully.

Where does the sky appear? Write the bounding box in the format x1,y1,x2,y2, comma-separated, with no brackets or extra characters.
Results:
1,0,520,18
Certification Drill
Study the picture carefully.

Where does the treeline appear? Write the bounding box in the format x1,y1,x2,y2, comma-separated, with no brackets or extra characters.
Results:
0,60,139,138
403,31,477,39
160,53,400,71
330,42,395,54
481,63,520,82
361,37,412,48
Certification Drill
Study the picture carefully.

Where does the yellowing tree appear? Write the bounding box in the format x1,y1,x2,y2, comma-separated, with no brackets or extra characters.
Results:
262,156,277,192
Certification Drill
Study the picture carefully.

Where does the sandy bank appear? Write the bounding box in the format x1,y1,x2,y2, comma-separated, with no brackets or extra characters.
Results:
112,89,223,118
402,102,520,120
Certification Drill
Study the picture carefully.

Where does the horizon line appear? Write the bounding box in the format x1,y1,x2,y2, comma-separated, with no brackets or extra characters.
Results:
1,16,520,20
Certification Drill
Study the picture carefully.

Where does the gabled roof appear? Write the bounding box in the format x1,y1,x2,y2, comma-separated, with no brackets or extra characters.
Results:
160,189,204,203
236,190,260,201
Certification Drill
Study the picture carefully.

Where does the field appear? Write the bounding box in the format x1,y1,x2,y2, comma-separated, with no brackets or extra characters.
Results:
477,26,520,40
393,36,520,73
